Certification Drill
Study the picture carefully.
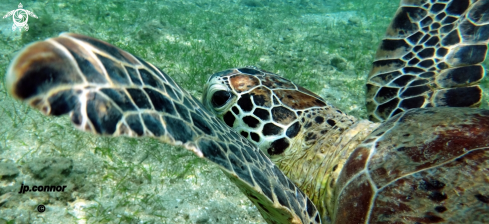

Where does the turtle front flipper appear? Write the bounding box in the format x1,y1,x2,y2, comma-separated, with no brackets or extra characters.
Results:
367,0,489,122
6,33,321,224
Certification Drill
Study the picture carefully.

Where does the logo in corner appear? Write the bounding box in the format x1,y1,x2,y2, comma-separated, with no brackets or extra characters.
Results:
3,3,38,31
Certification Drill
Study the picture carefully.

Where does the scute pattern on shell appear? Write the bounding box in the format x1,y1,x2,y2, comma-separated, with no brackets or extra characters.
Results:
334,108,489,223
367,0,489,122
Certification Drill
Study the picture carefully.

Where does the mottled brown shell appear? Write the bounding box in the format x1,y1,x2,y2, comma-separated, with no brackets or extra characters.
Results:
334,107,489,223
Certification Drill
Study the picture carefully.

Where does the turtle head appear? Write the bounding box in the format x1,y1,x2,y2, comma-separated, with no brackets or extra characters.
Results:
203,67,348,157
204,67,360,219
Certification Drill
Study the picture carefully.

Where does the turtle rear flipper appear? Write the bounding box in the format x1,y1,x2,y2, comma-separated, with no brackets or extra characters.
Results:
6,33,321,224
367,0,489,122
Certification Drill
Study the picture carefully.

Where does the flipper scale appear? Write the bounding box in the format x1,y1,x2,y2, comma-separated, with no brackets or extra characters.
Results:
6,33,321,224
367,0,489,122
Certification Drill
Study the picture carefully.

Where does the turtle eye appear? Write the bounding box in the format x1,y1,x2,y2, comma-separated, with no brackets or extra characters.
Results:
211,90,232,108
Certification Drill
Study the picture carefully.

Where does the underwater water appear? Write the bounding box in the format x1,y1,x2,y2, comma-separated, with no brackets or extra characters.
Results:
0,0,488,223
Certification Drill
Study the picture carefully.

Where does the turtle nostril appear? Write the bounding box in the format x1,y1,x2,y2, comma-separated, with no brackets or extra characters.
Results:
211,90,232,108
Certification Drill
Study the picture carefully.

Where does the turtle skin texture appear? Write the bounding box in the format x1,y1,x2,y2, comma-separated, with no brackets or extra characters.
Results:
5,0,489,223
203,67,489,223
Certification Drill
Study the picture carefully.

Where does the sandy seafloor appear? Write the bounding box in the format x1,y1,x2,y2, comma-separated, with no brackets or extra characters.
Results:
0,0,488,223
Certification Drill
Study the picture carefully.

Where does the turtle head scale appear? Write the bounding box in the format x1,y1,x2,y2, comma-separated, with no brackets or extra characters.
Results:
203,67,357,158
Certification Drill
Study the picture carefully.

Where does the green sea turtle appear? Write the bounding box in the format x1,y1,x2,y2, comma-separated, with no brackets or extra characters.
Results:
5,0,489,223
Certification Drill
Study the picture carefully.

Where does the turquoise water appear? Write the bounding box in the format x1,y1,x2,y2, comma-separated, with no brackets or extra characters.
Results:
0,0,488,223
